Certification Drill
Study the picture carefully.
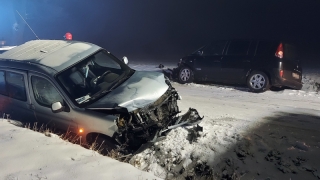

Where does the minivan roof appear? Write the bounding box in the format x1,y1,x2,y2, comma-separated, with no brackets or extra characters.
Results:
0,40,101,72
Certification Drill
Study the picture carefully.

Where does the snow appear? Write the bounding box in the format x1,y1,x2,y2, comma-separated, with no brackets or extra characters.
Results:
0,120,161,180
1,61,320,179
129,62,320,179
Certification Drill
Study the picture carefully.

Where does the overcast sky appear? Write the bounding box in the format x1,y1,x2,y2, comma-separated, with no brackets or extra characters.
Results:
2,0,320,61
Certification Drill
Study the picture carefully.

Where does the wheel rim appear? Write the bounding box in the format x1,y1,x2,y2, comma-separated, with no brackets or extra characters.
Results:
180,68,190,81
249,74,266,89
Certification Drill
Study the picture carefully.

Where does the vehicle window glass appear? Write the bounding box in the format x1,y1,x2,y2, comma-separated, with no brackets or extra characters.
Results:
6,72,27,101
284,44,298,61
32,76,64,107
256,41,278,56
202,41,227,55
57,50,132,107
227,41,251,55
93,51,121,69
0,71,7,96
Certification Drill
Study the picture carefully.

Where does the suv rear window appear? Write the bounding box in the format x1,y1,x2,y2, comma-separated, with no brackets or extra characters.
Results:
6,72,27,101
0,70,7,96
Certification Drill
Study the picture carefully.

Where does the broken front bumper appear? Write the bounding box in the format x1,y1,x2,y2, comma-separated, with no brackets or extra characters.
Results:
114,80,203,149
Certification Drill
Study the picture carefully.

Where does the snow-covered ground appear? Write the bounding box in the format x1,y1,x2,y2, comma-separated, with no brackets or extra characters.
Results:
1,61,320,180
129,62,320,179
0,120,161,180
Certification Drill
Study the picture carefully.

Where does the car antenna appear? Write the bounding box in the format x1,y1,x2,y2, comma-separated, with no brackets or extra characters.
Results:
16,10,40,40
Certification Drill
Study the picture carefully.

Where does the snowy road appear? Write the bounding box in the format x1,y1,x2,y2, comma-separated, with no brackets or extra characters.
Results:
130,63,320,179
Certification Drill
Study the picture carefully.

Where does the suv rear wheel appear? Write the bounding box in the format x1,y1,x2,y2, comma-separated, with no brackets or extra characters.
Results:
247,71,270,93
178,66,194,84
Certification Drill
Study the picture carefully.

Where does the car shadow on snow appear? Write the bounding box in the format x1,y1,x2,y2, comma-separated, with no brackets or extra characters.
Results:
133,112,320,180
182,112,320,180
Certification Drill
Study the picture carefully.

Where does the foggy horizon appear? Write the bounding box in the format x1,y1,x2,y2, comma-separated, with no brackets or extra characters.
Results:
1,0,320,62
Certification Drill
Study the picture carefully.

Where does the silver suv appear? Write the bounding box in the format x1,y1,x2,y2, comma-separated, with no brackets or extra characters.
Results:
0,40,202,148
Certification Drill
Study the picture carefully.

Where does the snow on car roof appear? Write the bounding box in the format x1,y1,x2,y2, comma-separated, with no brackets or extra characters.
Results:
0,40,101,72
0,46,16,51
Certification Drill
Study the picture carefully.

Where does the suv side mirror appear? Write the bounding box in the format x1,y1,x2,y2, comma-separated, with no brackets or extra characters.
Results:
51,102,65,113
122,56,129,65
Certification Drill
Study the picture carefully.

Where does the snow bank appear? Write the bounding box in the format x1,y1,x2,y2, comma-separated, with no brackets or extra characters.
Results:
0,120,161,180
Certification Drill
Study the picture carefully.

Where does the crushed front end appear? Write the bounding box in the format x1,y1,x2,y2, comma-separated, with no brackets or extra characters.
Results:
114,81,203,149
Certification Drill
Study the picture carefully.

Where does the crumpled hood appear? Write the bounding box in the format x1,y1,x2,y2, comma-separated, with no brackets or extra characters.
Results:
87,71,169,112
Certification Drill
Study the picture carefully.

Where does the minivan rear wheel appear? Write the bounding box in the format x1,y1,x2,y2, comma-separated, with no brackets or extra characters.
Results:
178,66,194,84
247,71,270,93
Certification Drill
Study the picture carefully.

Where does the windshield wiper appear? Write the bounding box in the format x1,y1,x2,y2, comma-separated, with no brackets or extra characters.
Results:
91,71,133,99
78,70,135,104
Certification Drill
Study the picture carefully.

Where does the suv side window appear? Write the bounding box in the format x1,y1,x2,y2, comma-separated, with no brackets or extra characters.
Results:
6,71,27,101
0,70,8,96
202,41,227,55
227,41,251,55
31,76,64,108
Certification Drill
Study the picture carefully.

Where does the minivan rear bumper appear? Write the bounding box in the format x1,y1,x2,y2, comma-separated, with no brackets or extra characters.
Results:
271,73,303,90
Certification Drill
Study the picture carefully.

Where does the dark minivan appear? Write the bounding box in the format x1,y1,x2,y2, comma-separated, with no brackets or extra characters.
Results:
174,40,302,92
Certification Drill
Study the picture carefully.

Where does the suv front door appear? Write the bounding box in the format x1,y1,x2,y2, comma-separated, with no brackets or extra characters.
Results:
28,73,77,132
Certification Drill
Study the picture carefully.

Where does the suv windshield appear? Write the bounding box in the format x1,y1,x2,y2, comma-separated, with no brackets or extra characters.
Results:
57,50,134,106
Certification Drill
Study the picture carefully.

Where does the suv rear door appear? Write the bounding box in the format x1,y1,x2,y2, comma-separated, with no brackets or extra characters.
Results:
0,69,37,123
221,40,253,83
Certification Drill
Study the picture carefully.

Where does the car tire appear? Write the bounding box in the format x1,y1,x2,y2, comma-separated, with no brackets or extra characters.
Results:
247,71,270,93
178,66,194,84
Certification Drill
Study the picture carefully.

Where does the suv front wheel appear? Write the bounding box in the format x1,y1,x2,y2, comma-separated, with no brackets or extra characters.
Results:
247,71,270,93
178,66,194,84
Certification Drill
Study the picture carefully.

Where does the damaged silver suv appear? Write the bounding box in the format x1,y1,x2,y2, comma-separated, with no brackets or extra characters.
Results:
0,40,202,149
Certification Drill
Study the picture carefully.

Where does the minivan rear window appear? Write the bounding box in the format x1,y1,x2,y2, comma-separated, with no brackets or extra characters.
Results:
256,41,278,56
226,41,251,55
284,44,298,61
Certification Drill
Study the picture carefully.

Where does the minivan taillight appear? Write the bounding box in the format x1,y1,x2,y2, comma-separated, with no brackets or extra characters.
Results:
280,70,284,78
275,43,284,58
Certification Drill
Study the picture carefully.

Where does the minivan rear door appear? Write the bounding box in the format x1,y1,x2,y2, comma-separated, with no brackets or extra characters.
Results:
221,40,252,83
282,43,302,83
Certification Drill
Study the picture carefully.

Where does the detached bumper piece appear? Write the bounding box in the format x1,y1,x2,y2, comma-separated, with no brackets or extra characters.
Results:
114,82,203,150
159,108,203,136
